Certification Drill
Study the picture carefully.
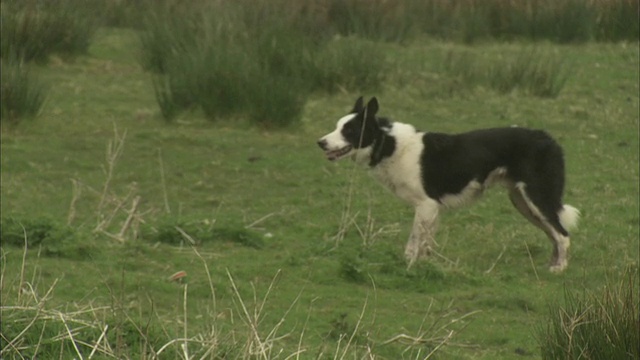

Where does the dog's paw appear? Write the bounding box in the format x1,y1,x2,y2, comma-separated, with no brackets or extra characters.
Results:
404,251,418,267
404,243,418,260
549,260,568,273
418,245,433,260
405,245,433,270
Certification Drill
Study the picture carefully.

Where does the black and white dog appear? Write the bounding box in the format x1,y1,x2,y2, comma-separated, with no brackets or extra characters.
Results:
317,97,579,272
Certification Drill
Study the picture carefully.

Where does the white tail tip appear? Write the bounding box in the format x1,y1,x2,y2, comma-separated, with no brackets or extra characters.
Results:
559,205,580,231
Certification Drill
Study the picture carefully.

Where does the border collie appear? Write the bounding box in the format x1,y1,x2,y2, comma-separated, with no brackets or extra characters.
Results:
317,97,579,272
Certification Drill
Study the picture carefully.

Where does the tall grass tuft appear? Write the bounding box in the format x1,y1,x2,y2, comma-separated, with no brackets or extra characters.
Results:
311,37,387,93
538,267,639,360
324,0,639,44
521,53,570,98
488,49,570,98
0,57,47,124
141,0,386,127
595,0,640,42
443,47,569,98
442,49,484,88
530,0,595,43
0,0,100,63
328,0,415,42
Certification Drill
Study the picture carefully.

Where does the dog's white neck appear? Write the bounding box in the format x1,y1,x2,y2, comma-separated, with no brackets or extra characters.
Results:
350,121,419,167
351,147,373,165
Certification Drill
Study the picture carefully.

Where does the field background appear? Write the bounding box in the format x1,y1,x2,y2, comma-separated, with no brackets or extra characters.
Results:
1,1,639,359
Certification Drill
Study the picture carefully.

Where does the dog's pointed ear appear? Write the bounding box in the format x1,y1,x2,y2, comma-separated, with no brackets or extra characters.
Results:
366,97,379,117
352,96,364,113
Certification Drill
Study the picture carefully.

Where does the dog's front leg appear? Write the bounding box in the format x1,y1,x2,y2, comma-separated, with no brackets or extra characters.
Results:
405,200,439,269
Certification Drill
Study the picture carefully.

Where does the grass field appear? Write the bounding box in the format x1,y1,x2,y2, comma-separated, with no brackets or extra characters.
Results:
1,27,639,359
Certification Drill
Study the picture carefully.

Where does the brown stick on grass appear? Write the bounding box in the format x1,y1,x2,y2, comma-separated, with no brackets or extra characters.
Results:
67,178,82,226
157,147,171,214
96,124,127,226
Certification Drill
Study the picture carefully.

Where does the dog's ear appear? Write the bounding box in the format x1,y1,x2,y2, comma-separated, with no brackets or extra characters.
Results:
365,97,379,117
352,96,364,113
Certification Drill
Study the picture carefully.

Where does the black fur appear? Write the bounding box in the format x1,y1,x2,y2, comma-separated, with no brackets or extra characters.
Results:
421,127,568,235
340,97,397,166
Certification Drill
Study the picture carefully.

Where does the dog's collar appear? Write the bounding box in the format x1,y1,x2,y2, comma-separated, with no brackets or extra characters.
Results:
369,131,390,167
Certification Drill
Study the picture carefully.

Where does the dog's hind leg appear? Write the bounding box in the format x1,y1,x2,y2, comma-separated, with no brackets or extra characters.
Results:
509,183,571,272
405,199,440,269
509,186,547,231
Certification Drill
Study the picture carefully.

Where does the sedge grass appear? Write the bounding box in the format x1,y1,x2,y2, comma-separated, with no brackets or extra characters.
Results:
538,267,639,359
0,0,99,63
0,56,47,124
443,46,570,98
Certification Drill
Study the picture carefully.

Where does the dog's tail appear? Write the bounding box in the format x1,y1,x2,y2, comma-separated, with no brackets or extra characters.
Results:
559,205,580,232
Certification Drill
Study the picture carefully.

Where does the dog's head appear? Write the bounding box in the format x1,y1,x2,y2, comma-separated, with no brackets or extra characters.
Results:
317,96,381,161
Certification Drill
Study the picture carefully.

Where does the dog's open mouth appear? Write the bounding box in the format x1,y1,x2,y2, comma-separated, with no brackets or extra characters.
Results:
325,146,352,161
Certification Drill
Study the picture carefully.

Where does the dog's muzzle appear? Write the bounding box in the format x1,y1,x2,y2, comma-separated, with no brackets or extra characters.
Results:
317,139,328,150
317,139,352,161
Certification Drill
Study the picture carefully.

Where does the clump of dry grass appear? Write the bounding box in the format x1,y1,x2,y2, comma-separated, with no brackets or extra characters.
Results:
65,125,147,244
1,241,115,358
538,267,639,360
1,226,477,359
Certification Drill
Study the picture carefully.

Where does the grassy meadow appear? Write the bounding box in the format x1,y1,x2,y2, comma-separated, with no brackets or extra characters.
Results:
1,2,639,359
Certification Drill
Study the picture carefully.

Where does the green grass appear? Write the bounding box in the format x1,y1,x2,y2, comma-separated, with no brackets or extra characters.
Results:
443,46,570,98
538,267,639,359
140,0,387,127
0,0,100,63
0,56,48,124
1,28,639,359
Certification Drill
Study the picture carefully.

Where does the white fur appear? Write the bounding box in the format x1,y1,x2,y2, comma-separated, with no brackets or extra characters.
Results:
320,114,355,155
559,205,580,231
439,167,507,208
512,182,573,272
405,199,440,267
514,182,546,221
370,123,427,205
440,181,483,209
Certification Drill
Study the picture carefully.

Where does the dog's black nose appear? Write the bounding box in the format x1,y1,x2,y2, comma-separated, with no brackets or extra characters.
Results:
317,139,327,150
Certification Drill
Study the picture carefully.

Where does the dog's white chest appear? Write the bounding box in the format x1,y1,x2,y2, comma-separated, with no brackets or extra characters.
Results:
372,131,427,206
373,168,422,205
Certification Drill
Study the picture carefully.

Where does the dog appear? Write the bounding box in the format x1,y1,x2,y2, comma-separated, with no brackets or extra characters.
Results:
317,97,579,272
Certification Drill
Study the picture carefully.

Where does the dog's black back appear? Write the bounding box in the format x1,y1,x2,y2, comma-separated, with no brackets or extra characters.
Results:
422,127,567,234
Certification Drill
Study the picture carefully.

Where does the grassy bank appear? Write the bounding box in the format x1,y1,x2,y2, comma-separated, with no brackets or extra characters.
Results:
1,22,638,360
